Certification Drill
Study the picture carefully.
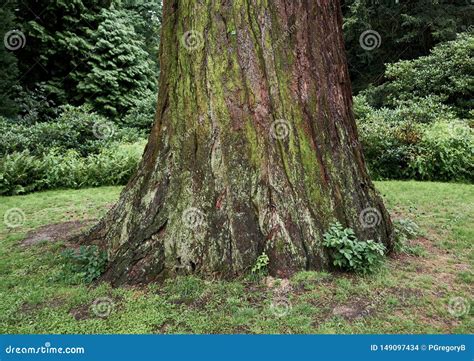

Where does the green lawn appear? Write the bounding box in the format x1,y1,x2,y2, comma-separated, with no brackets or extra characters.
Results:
0,181,472,334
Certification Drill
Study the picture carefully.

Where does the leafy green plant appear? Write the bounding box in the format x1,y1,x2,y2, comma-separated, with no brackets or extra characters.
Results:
353,33,474,117
409,120,473,182
383,33,474,118
121,88,156,131
61,245,108,284
0,105,143,157
323,222,385,274
394,219,421,242
393,219,426,256
0,141,145,195
251,252,269,279
0,151,47,195
355,94,473,182
353,34,473,182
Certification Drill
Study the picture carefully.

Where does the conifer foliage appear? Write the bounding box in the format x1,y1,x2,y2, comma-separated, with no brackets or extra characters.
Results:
77,8,156,117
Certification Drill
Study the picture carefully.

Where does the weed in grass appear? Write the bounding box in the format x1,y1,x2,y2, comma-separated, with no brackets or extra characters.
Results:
60,245,107,284
249,252,269,282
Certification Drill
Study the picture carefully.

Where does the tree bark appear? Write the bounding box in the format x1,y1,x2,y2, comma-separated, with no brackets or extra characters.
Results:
82,0,394,285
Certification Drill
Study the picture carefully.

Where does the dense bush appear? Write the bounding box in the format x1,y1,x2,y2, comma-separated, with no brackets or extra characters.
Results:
0,141,145,195
12,1,160,119
409,121,473,181
343,1,472,91
353,33,473,182
384,33,473,118
360,33,474,118
0,2,20,118
120,88,157,131
355,95,473,182
0,105,144,157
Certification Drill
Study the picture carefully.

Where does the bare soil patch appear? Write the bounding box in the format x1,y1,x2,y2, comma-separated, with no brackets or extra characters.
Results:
21,220,96,246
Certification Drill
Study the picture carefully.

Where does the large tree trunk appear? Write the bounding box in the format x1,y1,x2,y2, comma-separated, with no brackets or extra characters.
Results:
83,0,393,285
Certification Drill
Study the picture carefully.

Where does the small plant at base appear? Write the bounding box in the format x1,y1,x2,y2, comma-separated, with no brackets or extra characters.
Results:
323,222,385,274
393,219,425,256
61,245,108,284
394,218,421,241
251,252,270,279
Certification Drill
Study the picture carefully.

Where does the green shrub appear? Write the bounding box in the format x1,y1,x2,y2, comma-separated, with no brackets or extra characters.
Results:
394,219,421,242
323,222,385,274
15,84,59,124
356,98,423,179
0,141,145,195
250,252,269,281
61,245,108,284
360,33,474,118
121,88,156,131
409,121,473,182
384,33,473,118
0,105,144,157
0,151,47,195
355,94,459,125
355,95,473,181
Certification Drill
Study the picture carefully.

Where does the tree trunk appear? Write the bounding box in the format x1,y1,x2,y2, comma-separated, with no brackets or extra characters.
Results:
83,0,394,285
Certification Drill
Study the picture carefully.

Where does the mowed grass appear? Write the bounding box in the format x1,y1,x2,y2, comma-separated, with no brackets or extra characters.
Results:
0,182,472,334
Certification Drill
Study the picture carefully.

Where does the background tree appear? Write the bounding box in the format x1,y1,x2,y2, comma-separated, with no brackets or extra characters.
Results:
0,1,20,117
82,0,394,285
342,0,473,91
77,8,156,118
15,0,112,106
121,0,163,74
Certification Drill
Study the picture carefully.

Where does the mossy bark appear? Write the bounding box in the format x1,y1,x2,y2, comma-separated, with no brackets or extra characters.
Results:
82,0,394,285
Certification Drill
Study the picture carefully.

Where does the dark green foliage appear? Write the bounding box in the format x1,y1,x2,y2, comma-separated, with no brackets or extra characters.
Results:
15,0,112,105
13,1,158,120
382,34,474,117
0,141,145,195
0,1,20,117
323,222,386,274
121,88,156,130
343,0,473,91
15,84,60,124
0,105,143,157
77,8,156,118
356,96,473,182
355,34,474,182
61,245,108,284
121,0,162,73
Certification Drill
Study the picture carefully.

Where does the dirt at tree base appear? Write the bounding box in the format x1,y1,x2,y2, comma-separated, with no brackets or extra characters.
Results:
21,220,96,246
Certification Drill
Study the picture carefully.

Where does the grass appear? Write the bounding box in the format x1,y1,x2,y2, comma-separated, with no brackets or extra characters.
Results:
0,181,472,334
